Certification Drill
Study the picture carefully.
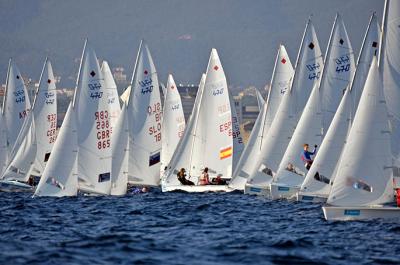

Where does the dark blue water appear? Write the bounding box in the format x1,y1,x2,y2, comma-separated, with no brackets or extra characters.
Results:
1,190,399,265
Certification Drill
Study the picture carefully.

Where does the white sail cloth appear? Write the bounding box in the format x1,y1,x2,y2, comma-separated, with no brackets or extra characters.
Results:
34,103,78,197
327,58,393,206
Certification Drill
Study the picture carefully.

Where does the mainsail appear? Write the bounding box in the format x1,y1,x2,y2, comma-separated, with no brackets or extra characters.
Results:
127,40,163,186
161,74,185,171
74,40,112,195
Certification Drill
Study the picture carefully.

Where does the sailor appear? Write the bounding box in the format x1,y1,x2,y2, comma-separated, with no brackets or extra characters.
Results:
198,167,210,185
301,143,317,170
177,168,194,185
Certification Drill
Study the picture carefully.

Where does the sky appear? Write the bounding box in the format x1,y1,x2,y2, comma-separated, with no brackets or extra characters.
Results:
0,0,384,89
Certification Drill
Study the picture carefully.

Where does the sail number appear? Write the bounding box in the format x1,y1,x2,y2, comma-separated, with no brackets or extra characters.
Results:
306,63,321,80
139,78,153,95
148,102,162,142
95,110,111,149
335,55,351,73
14,90,26,104
89,82,103,99
47,113,57,143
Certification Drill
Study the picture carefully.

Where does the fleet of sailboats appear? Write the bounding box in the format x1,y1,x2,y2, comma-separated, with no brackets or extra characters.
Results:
2,1,400,221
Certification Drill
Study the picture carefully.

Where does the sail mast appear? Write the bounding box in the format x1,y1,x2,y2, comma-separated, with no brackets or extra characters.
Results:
2,58,12,115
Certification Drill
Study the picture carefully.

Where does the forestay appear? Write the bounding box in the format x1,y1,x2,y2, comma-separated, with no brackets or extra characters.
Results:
74,41,112,195
300,13,380,198
273,14,355,188
34,103,78,197
127,40,162,186
230,44,294,190
327,58,394,206
246,18,323,186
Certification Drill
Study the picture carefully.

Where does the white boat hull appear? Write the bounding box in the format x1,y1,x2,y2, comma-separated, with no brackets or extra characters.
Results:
270,183,299,200
0,180,33,192
244,183,270,196
162,184,233,193
297,193,328,203
323,206,400,221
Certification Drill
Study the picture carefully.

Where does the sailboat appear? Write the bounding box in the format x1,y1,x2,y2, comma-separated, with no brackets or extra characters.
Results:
125,40,162,186
322,57,399,220
160,74,186,175
298,13,381,202
74,40,112,195
244,18,323,195
161,49,244,192
380,0,400,188
0,58,58,191
229,44,294,191
270,14,355,199
101,61,121,130
33,103,78,197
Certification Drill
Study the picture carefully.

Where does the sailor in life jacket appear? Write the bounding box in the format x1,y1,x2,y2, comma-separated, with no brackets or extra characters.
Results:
301,143,317,170
199,167,210,185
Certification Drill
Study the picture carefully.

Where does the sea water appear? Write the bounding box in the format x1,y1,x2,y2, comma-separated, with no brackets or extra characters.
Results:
0,190,399,265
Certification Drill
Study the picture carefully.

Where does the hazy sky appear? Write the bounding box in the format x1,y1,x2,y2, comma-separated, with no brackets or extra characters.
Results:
0,0,383,88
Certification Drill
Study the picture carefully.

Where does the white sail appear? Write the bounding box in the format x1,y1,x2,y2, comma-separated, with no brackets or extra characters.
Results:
160,74,186,172
127,40,162,186
1,113,36,182
163,49,239,188
229,92,244,169
272,14,356,190
110,103,128,195
230,44,294,190
320,14,356,129
1,58,58,181
327,58,393,206
300,13,381,198
2,59,31,155
31,59,58,175
74,41,112,195
246,18,323,186
34,103,78,197
0,114,7,174
380,0,400,169
101,61,121,130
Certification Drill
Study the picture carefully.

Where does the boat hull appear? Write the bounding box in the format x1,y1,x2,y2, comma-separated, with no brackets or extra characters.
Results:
162,184,233,193
270,183,299,200
297,193,328,203
0,180,33,192
244,183,270,196
323,206,400,221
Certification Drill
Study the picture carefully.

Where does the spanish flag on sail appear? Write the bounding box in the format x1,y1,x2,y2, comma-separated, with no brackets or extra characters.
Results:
219,146,233,160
